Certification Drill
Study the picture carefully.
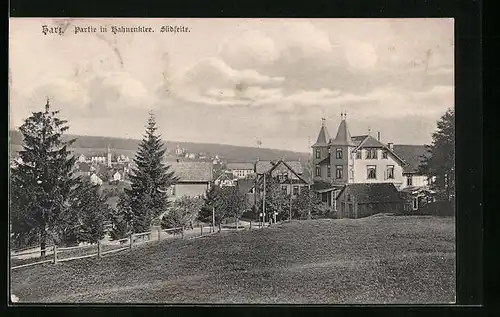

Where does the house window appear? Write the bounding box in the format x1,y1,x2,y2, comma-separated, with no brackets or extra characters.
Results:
412,197,419,210
335,165,343,179
327,166,331,177
333,190,338,211
281,186,288,194
335,148,343,159
315,166,321,177
386,165,395,179
356,150,362,159
170,185,176,196
293,186,299,195
367,166,377,179
407,175,413,186
382,150,388,159
315,149,321,159
350,167,354,179
366,148,378,159
347,194,351,201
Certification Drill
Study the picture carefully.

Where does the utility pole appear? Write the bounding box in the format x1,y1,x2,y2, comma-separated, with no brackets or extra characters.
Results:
262,173,266,226
289,176,292,222
212,206,215,233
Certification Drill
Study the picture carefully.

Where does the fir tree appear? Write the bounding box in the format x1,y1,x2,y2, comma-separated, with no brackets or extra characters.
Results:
124,112,178,233
109,192,133,240
419,108,455,201
10,99,79,255
72,180,110,244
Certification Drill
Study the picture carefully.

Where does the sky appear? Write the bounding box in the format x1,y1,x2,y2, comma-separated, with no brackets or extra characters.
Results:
9,18,454,153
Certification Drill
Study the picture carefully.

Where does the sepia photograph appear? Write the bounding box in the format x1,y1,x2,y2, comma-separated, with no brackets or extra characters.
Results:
9,18,455,304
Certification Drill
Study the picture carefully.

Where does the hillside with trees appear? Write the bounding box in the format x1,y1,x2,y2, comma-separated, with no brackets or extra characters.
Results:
9,130,310,163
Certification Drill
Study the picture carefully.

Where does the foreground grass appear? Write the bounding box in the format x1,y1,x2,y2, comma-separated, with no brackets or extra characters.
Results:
10,215,455,304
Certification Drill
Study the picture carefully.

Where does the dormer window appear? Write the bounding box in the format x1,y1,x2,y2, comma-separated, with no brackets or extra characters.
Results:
315,149,321,159
356,150,362,159
335,148,343,159
366,148,377,159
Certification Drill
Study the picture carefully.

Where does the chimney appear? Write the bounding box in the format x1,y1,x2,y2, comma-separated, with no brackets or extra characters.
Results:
377,132,381,142
388,142,394,150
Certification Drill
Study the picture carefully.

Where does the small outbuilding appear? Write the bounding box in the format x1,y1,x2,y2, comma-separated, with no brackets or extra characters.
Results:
336,183,404,218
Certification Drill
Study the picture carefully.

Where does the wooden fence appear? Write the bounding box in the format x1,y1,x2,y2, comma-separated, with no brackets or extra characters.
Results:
10,220,265,271
10,226,183,270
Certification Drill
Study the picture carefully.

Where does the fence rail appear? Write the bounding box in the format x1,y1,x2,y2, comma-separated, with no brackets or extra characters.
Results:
11,226,183,270
9,224,263,271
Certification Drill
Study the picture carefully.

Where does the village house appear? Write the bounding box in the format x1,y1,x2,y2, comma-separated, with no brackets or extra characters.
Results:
238,160,310,207
214,171,236,187
166,161,213,201
310,114,417,217
75,162,91,177
90,173,103,186
227,162,255,179
392,144,436,211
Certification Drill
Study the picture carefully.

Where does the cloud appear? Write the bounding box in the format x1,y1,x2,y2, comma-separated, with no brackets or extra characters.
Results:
344,40,378,69
219,30,280,70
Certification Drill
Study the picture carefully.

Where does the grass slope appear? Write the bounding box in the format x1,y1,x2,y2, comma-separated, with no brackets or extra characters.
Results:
10,215,455,304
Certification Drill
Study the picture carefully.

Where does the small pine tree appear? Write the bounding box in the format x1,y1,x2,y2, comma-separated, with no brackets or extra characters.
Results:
110,192,133,240
73,180,110,244
10,100,80,255
124,112,178,233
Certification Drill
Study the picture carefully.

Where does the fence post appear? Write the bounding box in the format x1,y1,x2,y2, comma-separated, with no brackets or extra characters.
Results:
53,245,58,264
181,227,184,239
129,234,134,249
201,225,203,236
158,228,161,241
250,220,252,230
98,240,102,258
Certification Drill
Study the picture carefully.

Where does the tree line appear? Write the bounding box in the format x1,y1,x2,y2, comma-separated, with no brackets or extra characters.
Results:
10,100,455,255
11,101,325,254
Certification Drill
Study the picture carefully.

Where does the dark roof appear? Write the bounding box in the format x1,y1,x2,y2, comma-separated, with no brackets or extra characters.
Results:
344,183,403,204
312,125,330,147
310,181,335,192
356,135,386,148
318,154,330,165
168,162,213,182
227,162,254,171
351,135,368,146
330,119,355,146
237,178,255,194
78,162,91,172
256,160,302,174
392,145,428,174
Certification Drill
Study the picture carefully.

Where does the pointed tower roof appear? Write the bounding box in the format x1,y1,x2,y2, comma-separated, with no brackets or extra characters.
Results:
331,113,355,146
312,118,330,147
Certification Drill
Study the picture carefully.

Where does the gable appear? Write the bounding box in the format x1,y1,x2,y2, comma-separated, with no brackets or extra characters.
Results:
392,145,428,174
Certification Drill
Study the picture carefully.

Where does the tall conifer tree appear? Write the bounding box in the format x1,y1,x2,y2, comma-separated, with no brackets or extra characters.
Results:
10,99,79,255
124,112,178,233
